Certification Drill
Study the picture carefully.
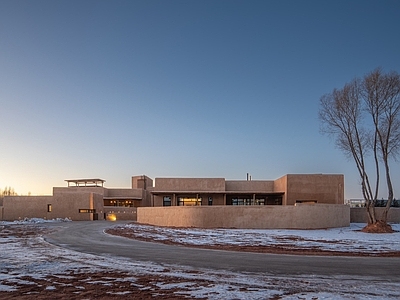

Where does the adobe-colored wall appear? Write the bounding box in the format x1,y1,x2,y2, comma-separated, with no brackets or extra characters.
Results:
285,174,344,205
141,190,152,207
154,178,225,191
137,204,349,229
3,196,53,220
106,188,143,198
225,180,274,192
104,207,137,221
132,175,153,189
53,186,106,196
2,193,105,221
273,176,287,205
350,207,400,223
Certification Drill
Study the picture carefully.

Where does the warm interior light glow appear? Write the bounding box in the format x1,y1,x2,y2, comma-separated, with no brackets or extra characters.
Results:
107,213,117,221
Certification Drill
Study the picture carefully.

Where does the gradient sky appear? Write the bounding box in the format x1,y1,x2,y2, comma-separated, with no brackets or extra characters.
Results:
1,0,399,198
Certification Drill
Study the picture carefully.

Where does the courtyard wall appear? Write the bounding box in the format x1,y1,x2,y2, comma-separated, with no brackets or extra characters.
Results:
137,204,349,229
350,207,400,223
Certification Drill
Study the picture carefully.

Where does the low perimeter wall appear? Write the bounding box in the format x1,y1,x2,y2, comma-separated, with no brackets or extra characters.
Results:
351,207,400,223
137,204,350,229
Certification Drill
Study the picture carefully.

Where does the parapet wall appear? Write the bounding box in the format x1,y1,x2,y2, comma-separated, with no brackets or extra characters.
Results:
137,204,350,229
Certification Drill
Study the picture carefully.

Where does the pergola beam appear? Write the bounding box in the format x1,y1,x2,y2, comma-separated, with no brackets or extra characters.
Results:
65,179,106,187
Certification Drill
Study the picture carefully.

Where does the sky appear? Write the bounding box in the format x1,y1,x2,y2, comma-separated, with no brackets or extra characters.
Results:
0,0,399,198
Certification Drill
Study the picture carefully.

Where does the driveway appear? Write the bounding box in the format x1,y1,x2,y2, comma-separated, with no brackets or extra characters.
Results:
44,221,400,280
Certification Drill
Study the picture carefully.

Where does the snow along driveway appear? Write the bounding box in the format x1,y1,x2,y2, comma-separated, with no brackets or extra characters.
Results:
1,219,400,299
106,222,400,256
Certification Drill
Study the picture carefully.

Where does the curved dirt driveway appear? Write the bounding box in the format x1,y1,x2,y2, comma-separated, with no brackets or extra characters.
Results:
44,221,400,280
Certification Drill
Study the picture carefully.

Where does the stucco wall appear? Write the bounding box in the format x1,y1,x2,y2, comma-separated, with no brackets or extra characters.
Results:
132,175,153,189
104,207,137,221
3,196,53,220
154,178,225,191
273,175,287,205
141,190,152,207
53,186,106,196
106,188,143,198
137,204,349,229
350,207,400,223
225,180,274,192
2,193,104,221
285,174,344,205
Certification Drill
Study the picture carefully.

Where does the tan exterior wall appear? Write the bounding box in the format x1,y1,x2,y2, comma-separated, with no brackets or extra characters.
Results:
106,188,143,198
225,180,274,192
154,178,225,192
53,186,106,196
132,175,153,189
350,207,400,223
141,190,152,207
137,204,350,229
3,196,53,220
104,207,137,221
2,193,105,221
285,174,344,205
273,175,287,204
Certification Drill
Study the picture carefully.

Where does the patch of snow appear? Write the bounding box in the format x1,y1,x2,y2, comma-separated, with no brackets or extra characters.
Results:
107,291,132,295
120,222,400,253
0,217,71,225
0,284,17,292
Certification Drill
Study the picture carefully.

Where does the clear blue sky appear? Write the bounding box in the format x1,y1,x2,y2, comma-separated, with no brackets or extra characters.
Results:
1,0,399,198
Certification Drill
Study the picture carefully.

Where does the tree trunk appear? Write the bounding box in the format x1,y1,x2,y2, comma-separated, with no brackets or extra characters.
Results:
365,201,376,224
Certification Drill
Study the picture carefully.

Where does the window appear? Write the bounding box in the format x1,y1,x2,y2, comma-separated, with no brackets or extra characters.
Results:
104,199,135,207
208,197,213,206
163,196,171,206
79,209,96,213
47,204,52,212
266,197,282,205
255,198,265,205
232,198,251,205
178,197,202,206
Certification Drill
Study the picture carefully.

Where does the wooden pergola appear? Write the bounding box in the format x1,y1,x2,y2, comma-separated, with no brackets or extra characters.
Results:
65,178,106,187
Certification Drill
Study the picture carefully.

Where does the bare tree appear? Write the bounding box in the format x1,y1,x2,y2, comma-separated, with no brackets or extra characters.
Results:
319,68,400,228
363,68,400,222
0,187,18,197
320,79,378,224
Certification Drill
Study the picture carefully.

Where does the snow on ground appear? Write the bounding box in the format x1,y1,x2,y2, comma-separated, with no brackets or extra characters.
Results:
1,219,400,299
117,223,400,254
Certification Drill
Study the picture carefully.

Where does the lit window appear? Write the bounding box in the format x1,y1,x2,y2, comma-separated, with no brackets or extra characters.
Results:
47,204,52,212
79,209,96,213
